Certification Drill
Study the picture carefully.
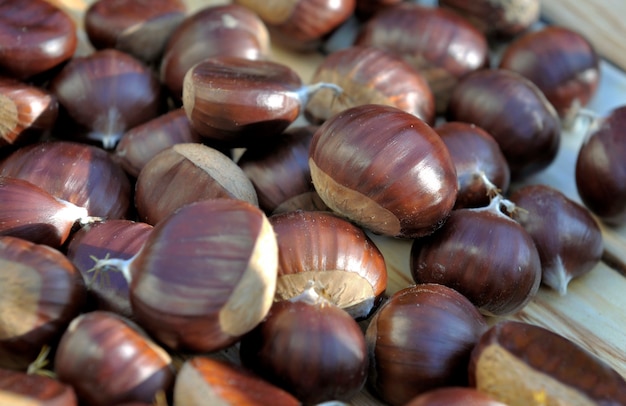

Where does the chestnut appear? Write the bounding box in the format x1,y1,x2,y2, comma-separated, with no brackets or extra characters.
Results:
54,311,176,406
469,320,626,405
160,3,270,101
354,0,402,21
174,357,300,406
447,68,561,179
355,3,489,112
365,283,488,406
134,143,258,225
0,236,86,370
308,103,458,239
269,210,388,319
84,0,187,64
239,284,368,404
304,45,436,126
49,49,164,149
509,184,603,295
405,387,507,406
0,0,77,80
499,26,600,121
0,368,78,405
575,105,626,225
272,190,330,214
435,121,511,209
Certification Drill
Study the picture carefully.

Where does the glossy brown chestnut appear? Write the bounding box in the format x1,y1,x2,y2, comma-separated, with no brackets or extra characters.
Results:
305,45,435,125
499,26,600,120
49,49,163,149
233,0,356,51
405,387,507,406
272,190,330,214
54,311,175,406
447,68,561,179
309,103,458,239
439,0,540,38
0,140,132,219
269,210,387,319
174,357,300,406
0,368,78,405
410,195,541,316
240,285,368,404
160,3,270,100
0,236,86,370
366,284,488,406
435,121,511,209
355,3,489,112
0,0,77,80
237,125,317,214
469,320,626,405
85,0,187,63
66,219,154,318
134,143,258,225
92,198,278,353
509,184,603,295
0,77,58,147
575,105,626,225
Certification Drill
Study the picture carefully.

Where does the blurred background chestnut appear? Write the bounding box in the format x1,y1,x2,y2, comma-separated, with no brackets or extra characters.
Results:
0,368,78,405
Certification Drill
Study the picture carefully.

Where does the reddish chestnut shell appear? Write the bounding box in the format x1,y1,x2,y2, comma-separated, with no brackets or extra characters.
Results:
0,368,78,405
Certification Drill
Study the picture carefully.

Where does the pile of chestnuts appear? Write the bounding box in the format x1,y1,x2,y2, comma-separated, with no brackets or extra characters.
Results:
1,0,626,405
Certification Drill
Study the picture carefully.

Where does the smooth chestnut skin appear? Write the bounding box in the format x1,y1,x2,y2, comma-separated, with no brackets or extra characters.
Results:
66,220,153,318
174,357,300,406
447,68,561,179
354,0,403,20
240,289,368,404
355,3,489,112
0,0,77,80
0,368,78,406
54,311,176,406
366,284,488,406
183,57,306,147
469,321,626,405
499,26,600,120
435,122,511,209
85,0,187,63
309,104,458,239
405,387,507,406
269,210,387,319
0,236,86,370
305,45,435,125
575,105,626,225
160,3,270,100
509,184,603,295
410,196,542,316
0,77,58,147
49,49,164,149
0,140,132,219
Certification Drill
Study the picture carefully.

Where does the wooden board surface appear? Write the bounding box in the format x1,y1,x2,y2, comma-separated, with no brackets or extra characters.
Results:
47,0,626,404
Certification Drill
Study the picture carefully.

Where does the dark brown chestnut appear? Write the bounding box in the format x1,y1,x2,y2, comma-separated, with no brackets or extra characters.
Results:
0,368,78,405
435,121,511,209
272,190,330,214
575,105,626,225
365,283,488,406
355,3,489,112
0,77,58,148
354,0,402,20
499,26,600,121
0,236,86,370
509,184,603,295
91,198,278,353
269,210,387,319
174,357,300,406
410,194,541,316
54,311,176,406
85,0,187,64
160,3,270,100
469,320,626,405
304,45,436,125
134,143,258,225
0,140,132,219
0,0,77,80
447,68,561,179
405,387,507,406
308,103,458,239
49,49,163,149
239,284,368,404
